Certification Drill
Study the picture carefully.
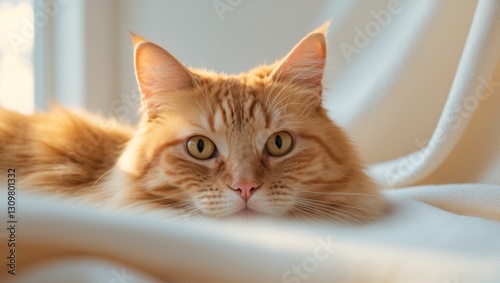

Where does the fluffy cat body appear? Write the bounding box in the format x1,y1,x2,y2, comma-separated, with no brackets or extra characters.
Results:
0,24,384,222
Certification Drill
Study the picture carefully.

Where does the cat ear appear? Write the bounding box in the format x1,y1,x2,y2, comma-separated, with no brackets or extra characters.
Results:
132,33,193,117
271,22,329,98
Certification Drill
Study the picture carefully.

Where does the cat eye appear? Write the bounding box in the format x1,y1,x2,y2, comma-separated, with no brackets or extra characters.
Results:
266,131,293,156
186,136,216,160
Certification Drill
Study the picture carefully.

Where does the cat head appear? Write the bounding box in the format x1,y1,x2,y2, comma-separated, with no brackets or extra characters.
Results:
115,23,384,222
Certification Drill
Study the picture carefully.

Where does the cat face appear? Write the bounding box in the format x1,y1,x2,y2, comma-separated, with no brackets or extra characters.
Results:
117,23,384,221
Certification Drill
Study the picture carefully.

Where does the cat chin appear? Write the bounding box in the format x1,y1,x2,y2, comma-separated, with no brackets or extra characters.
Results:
227,207,265,220
199,204,260,219
237,207,259,216
225,207,291,222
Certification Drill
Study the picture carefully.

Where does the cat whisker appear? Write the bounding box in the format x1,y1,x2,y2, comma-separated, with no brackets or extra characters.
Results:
162,206,204,222
263,83,274,111
136,192,189,205
288,206,326,223
315,209,367,227
181,207,210,222
267,75,293,112
294,201,372,226
189,73,213,113
267,60,324,113
155,199,192,208
291,206,334,224
159,202,200,217
289,205,353,226
91,168,113,188
286,60,324,83
273,102,310,114
271,88,306,113
264,61,287,105
295,197,381,216
295,196,373,217
5,26,385,227
329,203,381,217
301,190,380,197
293,202,365,226
268,79,295,112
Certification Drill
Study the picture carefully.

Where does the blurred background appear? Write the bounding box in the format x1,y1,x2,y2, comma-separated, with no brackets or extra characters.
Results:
1,0,344,119
3,0,497,186
2,2,500,282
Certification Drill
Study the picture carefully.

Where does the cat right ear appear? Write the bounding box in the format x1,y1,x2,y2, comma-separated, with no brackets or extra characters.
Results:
132,33,193,118
270,22,329,100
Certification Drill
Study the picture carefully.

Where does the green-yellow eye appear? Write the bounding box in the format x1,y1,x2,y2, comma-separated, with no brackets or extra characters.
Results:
266,131,293,156
187,136,216,160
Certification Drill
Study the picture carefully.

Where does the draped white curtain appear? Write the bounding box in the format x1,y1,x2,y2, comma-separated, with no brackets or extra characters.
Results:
3,1,500,283
365,0,500,187
323,0,500,188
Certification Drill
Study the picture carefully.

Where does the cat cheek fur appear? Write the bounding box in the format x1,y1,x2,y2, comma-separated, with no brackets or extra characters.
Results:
120,50,383,221
1,22,386,223
116,129,243,217
123,21,384,221
246,186,296,215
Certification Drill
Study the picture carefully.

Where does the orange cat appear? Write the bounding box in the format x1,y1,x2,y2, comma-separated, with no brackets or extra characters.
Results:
0,24,384,223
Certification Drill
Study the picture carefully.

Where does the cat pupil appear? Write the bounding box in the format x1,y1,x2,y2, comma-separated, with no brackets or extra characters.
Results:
197,139,204,152
275,135,282,149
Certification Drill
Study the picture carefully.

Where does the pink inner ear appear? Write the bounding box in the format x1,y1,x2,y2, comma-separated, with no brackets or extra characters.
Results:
134,41,193,114
272,32,327,91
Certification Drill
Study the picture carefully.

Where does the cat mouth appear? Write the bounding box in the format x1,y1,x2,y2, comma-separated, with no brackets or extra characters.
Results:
235,207,259,217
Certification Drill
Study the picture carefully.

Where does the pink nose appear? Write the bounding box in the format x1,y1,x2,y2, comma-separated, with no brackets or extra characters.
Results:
231,182,259,202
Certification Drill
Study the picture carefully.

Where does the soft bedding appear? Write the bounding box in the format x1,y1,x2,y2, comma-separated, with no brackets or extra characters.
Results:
2,0,500,282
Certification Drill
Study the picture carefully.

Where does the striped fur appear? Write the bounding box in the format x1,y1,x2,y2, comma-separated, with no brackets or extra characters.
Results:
0,24,385,223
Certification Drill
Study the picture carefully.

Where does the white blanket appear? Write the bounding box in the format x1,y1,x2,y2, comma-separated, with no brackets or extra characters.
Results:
2,0,500,282
3,185,500,283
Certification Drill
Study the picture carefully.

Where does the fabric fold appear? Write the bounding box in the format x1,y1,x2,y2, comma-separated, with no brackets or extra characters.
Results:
370,0,500,187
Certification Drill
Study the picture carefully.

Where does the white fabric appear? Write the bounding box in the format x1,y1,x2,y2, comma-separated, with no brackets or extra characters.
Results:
2,0,500,282
365,0,500,187
3,187,500,283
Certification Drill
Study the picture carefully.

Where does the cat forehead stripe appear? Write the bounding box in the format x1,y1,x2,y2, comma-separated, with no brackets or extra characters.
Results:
3,22,384,222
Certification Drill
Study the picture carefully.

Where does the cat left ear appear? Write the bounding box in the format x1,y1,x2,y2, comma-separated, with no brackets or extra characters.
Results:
271,22,329,98
131,33,193,118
